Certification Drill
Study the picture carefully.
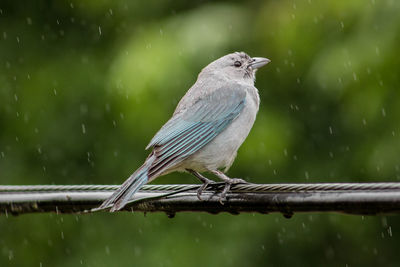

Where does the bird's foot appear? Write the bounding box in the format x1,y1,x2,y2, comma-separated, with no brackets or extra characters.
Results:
211,170,248,204
196,177,215,200
219,178,247,205
187,169,217,200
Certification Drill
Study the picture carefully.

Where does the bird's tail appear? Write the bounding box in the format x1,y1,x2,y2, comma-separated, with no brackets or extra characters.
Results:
98,158,154,212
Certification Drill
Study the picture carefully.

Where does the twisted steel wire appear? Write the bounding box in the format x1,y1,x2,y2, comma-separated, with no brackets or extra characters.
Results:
1,182,400,194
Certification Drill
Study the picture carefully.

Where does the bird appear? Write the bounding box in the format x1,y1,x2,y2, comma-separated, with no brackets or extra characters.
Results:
98,52,270,212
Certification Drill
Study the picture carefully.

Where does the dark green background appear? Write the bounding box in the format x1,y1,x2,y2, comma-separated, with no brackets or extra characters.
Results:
1,0,400,266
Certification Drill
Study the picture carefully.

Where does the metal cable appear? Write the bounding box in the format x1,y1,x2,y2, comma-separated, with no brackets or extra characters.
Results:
1,182,400,193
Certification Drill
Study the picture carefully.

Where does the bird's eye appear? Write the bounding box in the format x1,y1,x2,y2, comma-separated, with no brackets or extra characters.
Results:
234,61,242,67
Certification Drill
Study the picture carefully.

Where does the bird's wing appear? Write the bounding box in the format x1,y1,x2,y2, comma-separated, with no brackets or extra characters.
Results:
145,85,247,176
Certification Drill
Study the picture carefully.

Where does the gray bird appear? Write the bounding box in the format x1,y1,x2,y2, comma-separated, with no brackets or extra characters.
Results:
98,52,270,212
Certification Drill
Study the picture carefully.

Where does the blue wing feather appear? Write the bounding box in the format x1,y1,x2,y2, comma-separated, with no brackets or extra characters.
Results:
146,85,247,177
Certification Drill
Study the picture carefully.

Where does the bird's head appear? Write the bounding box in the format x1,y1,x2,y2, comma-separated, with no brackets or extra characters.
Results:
200,52,270,84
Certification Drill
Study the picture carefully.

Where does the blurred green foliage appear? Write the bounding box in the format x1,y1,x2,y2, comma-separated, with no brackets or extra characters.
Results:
1,0,400,266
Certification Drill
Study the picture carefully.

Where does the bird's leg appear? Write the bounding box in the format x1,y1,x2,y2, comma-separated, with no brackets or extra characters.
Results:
211,170,247,204
186,169,215,200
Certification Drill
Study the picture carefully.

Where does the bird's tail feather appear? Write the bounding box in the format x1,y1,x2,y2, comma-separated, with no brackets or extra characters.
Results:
98,158,154,212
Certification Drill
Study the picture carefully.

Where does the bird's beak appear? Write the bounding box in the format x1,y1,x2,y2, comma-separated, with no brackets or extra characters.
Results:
249,57,271,69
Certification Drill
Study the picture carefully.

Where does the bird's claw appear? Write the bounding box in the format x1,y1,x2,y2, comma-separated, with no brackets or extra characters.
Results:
196,178,215,200
218,178,248,204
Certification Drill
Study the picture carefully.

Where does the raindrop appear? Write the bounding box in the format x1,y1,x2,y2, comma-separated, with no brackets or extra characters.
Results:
105,246,110,255
388,226,393,237
53,88,57,95
98,26,102,35
305,171,309,179
352,72,357,81
329,126,333,135
340,21,344,28
375,46,380,55
81,123,86,134
8,250,13,260
362,118,367,125
61,231,64,239
381,108,386,117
